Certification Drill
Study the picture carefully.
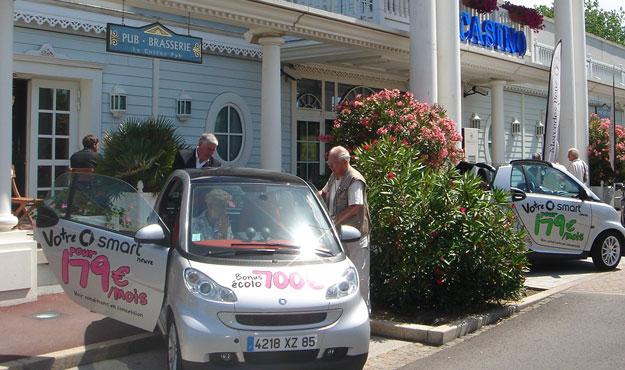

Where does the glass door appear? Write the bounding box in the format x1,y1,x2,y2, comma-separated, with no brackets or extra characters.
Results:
29,80,79,198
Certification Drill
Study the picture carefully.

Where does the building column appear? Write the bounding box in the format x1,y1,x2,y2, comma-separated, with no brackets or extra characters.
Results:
259,36,284,171
554,0,577,164
490,80,506,166
436,0,462,131
571,1,589,164
409,0,437,104
0,0,17,231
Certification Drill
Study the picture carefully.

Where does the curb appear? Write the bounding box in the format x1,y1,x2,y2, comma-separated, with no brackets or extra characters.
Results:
371,272,606,346
0,332,161,370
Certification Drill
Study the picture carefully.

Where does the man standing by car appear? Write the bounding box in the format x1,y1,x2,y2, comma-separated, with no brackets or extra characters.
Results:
567,148,589,185
320,146,371,310
70,134,101,169
173,133,221,170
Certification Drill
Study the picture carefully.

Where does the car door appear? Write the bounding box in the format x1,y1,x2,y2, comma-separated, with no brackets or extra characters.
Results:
511,163,592,253
34,172,169,331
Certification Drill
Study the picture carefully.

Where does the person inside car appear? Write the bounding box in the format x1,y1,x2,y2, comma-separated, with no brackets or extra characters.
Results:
191,189,233,241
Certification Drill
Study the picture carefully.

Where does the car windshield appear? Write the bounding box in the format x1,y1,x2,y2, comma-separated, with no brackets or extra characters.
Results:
187,180,340,260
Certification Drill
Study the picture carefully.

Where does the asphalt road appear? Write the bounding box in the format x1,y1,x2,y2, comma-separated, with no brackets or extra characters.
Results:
69,262,625,370
401,284,625,369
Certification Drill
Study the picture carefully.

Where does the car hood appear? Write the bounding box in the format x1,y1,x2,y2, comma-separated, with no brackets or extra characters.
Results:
188,259,354,311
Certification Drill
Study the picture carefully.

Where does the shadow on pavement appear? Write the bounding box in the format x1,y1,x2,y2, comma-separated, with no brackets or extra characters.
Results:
527,258,599,277
84,317,144,345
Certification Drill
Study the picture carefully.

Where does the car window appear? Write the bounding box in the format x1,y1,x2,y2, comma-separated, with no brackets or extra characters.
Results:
44,172,160,236
527,165,581,198
187,181,340,261
511,165,529,192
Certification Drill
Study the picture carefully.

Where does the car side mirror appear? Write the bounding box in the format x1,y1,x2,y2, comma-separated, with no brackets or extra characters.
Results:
339,225,361,243
134,223,166,244
577,188,590,201
510,187,527,202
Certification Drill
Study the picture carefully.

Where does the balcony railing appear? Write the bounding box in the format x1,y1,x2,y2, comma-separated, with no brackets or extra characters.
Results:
286,0,378,21
533,42,625,87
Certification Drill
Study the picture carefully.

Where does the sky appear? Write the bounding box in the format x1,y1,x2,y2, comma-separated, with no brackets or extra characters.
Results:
507,0,624,13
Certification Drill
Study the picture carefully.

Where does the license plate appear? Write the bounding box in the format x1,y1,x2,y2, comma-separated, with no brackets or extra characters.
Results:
246,335,318,352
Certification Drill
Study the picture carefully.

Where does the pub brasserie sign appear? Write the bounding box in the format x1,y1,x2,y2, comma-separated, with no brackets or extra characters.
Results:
106,23,203,64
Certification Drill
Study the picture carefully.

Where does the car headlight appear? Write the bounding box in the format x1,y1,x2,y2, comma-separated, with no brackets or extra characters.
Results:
184,268,237,303
326,267,359,300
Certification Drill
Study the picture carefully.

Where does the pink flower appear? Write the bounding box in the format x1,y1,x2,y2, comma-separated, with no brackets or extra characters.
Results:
387,172,396,180
460,207,467,214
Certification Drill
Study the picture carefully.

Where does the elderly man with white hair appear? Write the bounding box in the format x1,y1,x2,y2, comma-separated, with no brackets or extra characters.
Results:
319,146,371,310
173,133,222,170
567,147,589,185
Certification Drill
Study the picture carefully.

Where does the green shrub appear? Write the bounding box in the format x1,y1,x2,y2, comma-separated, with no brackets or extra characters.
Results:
97,116,186,192
355,137,528,311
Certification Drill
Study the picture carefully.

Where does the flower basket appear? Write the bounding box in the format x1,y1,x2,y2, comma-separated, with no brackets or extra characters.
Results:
500,1,545,31
461,0,498,14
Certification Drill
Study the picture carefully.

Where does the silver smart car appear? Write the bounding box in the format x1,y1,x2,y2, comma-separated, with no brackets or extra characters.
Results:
35,168,370,370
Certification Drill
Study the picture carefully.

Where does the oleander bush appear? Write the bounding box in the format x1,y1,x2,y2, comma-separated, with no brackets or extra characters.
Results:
587,113,625,185
329,89,463,168
354,138,528,310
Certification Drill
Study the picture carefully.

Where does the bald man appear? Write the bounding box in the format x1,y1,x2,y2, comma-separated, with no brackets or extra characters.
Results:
320,146,371,311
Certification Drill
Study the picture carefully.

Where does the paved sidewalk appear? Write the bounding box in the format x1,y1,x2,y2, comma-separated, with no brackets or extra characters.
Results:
0,293,147,365
1,258,617,369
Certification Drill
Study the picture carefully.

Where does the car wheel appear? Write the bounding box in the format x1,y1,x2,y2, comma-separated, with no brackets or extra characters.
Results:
591,231,622,270
167,318,183,370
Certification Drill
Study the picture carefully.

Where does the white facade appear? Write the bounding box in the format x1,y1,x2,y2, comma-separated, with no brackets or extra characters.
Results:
1,0,625,302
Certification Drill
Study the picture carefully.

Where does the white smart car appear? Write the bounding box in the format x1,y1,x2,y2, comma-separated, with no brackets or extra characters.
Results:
35,168,370,370
491,160,625,270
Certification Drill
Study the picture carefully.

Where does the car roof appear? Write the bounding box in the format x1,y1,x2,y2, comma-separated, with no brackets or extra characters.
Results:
182,167,309,185
509,159,555,167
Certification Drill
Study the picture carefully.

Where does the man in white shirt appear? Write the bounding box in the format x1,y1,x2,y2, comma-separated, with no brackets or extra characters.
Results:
567,147,589,185
320,146,371,310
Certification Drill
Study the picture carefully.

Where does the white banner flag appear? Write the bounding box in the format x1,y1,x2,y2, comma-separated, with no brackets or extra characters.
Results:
543,41,562,163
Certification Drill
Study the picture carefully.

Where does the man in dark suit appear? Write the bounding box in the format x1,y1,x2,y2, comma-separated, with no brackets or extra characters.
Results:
70,134,101,169
172,133,222,170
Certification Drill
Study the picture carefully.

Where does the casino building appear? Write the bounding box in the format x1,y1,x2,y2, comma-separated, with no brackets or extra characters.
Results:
0,0,624,302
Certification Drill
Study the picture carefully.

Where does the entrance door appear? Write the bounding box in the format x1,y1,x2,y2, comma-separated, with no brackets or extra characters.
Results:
12,79,28,196
29,80,79,199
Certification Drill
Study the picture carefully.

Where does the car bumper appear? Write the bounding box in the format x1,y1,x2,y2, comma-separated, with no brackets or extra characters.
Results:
182,353,368,370
172,300,370,367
